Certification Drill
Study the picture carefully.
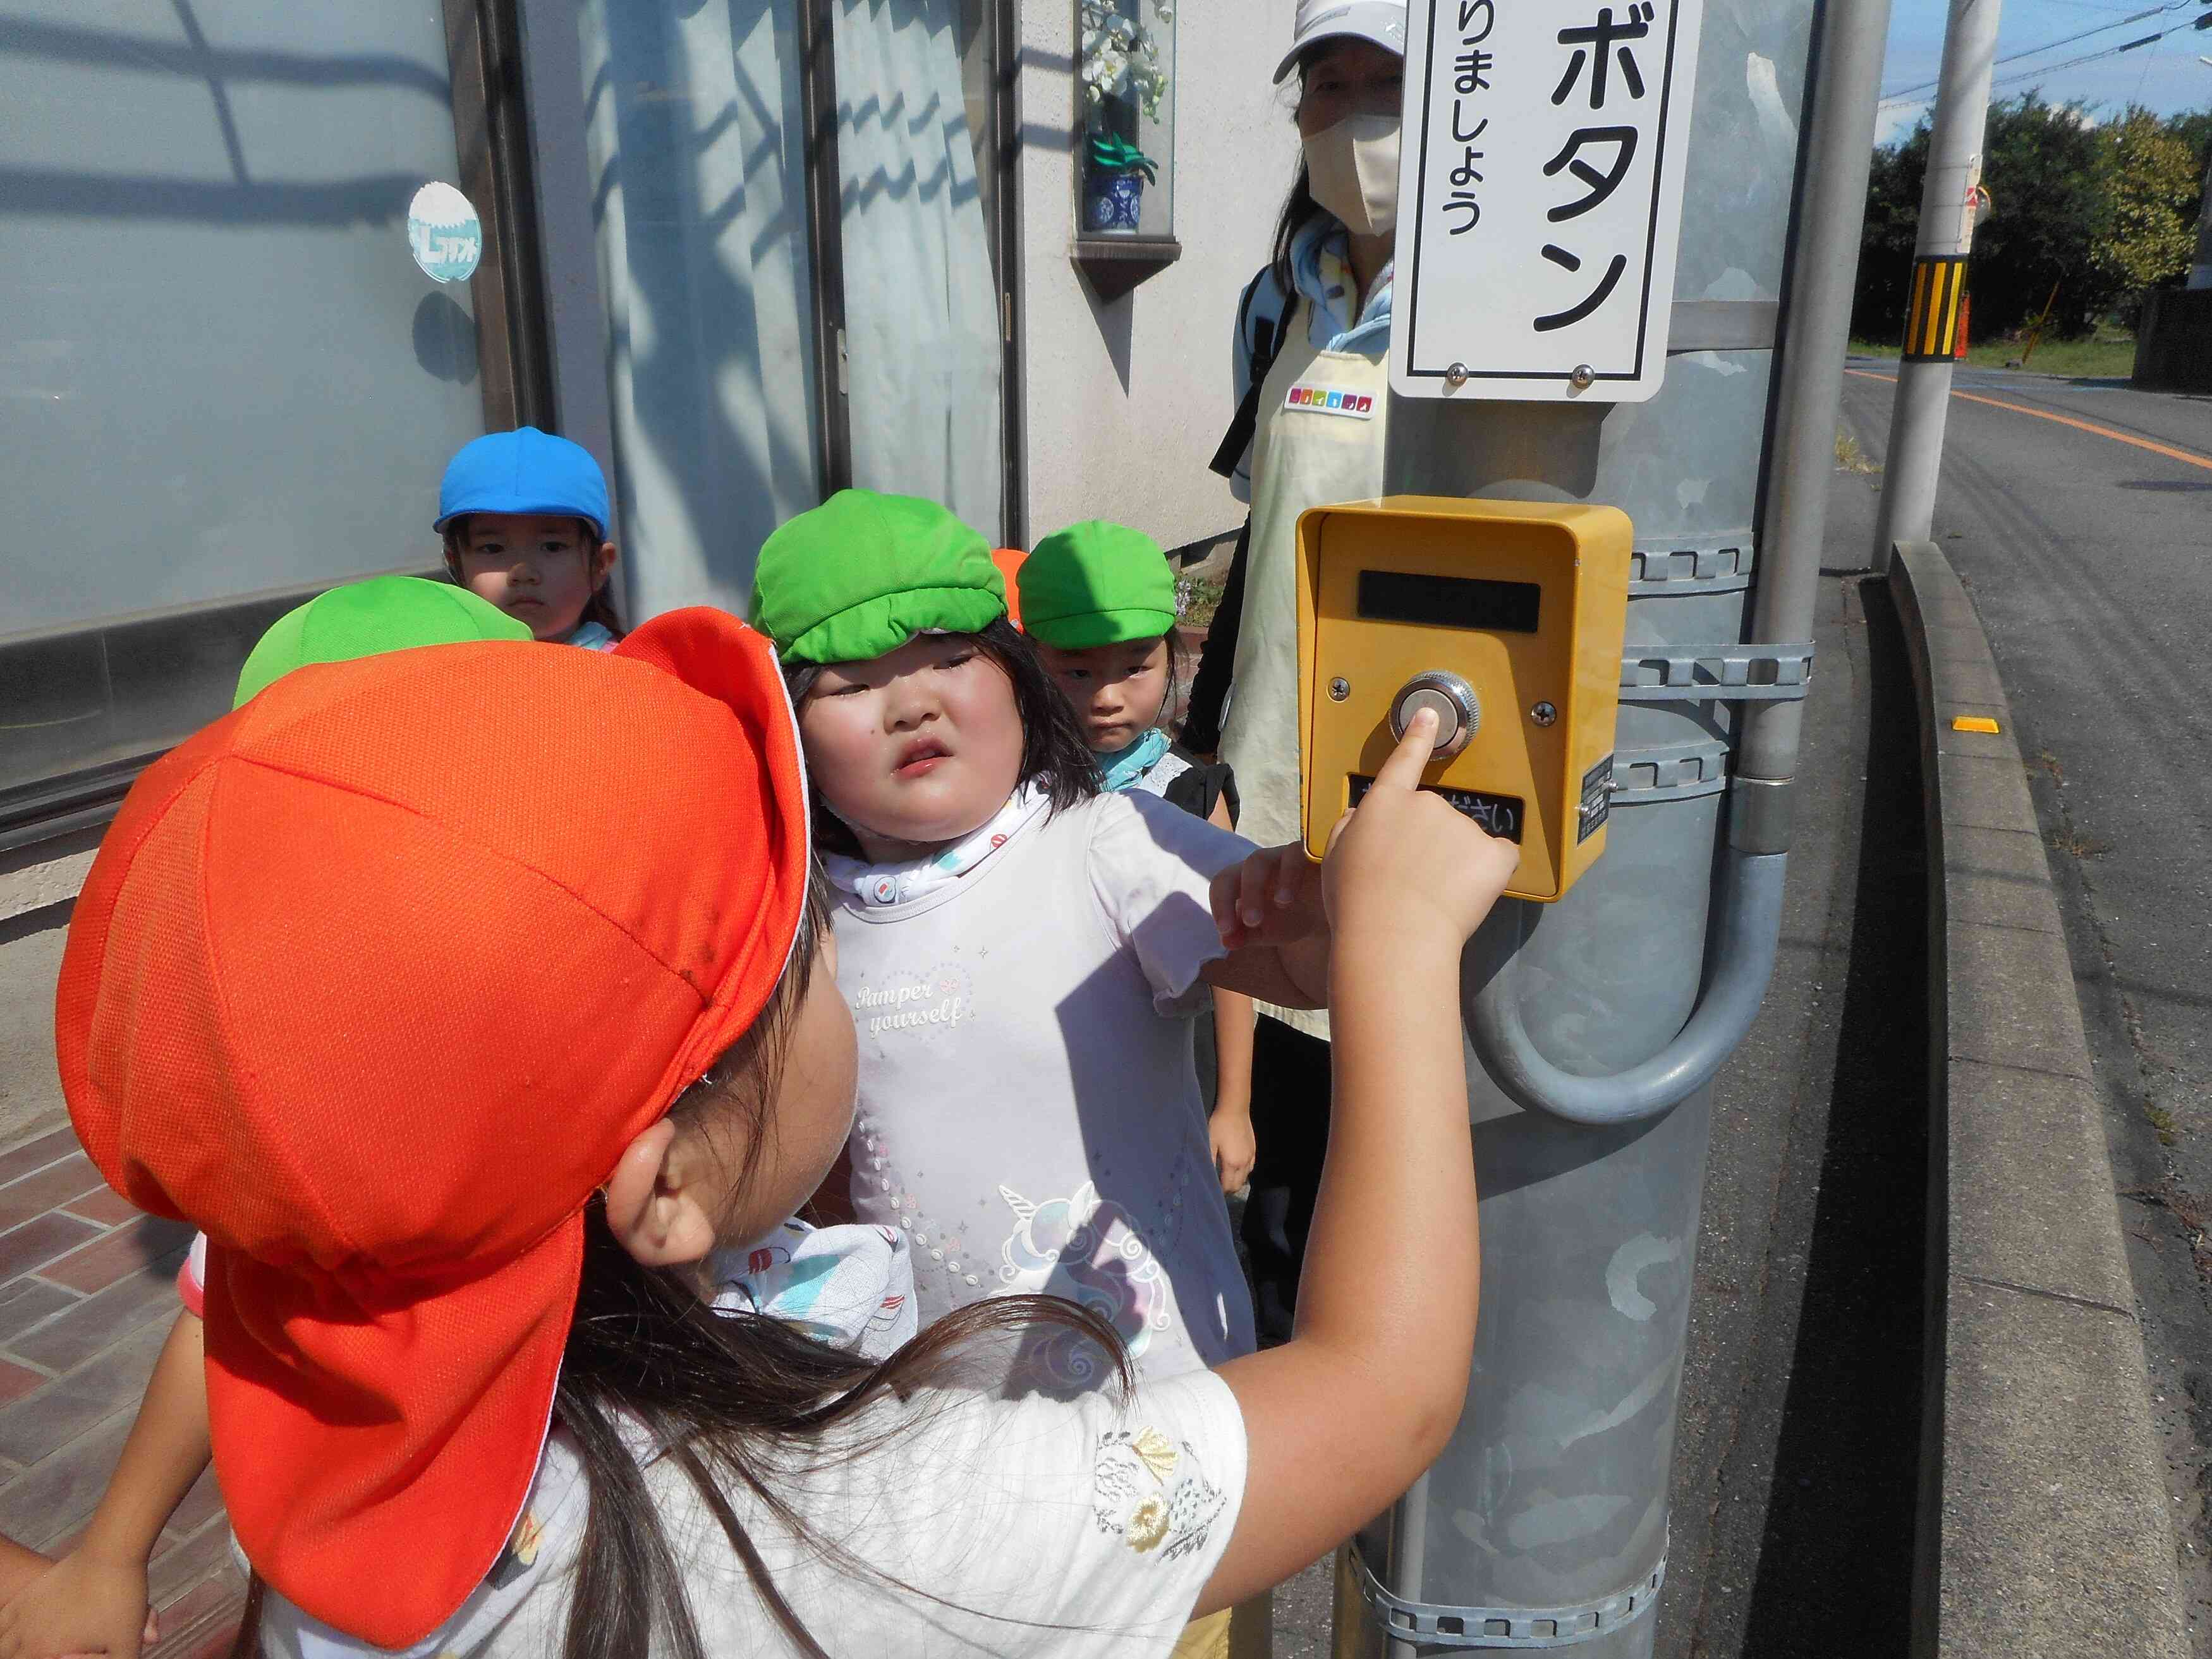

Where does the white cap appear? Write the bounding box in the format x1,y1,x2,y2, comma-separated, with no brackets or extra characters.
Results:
1272,0,1407,83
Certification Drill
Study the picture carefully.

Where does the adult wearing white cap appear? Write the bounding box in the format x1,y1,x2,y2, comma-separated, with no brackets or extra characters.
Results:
1182,0,1406,1348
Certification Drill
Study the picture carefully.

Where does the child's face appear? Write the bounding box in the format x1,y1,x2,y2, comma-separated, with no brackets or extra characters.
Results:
799,634,1026,856
450,514,614,641
1036,637,1170,753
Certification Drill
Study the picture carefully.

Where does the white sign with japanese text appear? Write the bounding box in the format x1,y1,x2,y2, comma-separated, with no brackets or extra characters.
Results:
1392,0,1705,402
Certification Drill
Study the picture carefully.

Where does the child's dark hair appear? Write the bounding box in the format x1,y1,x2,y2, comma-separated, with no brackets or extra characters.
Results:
785,619,1102,858
442,514,626,640
229,869,1129,1659
1149,629,1183,736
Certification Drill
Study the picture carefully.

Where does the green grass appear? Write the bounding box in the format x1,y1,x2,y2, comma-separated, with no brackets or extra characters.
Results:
1849,331,2136,380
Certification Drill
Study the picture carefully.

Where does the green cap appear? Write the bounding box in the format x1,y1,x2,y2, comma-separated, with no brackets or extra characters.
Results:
1018,521,1177,650
234,575,532,708
750,490,1004,664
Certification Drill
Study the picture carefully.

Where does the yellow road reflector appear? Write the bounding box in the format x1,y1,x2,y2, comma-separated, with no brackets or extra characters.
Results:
1951,715,2000,734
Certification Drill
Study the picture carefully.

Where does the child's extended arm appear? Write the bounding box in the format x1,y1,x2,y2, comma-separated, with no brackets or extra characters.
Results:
1203,797,1258,1195
0,1311,210,1659
1197,710,1517,1612
1208,985,1256,1193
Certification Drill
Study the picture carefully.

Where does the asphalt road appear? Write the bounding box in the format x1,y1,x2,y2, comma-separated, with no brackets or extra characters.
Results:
1653,460,1929,1658
1840,360,2212,1655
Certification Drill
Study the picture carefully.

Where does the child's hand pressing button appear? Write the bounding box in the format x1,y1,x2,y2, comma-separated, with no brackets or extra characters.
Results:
1323,707,1519,949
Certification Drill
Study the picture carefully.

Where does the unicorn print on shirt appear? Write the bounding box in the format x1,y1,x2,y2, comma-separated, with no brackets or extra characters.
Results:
998,1181,1175,1394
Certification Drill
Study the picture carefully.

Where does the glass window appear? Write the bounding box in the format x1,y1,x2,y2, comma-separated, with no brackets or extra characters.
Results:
1076,0,1174,240
832,0,1006,538
566,0,1012,585
0,2,494,818
571,0,824,619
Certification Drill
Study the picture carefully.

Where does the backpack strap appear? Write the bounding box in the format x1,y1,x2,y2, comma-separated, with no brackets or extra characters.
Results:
1209,281,1298,480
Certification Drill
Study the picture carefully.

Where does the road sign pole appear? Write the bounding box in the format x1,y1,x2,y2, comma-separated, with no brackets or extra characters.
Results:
2187,142,2212,291
1870,0,2006,573
1328,0,1892,1651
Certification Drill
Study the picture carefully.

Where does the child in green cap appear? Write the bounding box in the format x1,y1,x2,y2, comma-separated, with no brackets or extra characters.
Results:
1019,521,1256,1200
752,489,1328,1399
759,489,1338,1653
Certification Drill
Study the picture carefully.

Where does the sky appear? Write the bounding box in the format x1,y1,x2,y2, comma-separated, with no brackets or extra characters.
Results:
1875,0,2212,145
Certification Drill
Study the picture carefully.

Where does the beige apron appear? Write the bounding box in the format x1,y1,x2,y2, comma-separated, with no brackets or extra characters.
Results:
1218,315,1389,1040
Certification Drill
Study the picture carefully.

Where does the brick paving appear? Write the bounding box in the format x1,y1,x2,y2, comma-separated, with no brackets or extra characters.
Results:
0,1126,241,1659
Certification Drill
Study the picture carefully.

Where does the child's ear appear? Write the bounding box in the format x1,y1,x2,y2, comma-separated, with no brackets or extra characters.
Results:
603,1117,718,1267
593,540,619,588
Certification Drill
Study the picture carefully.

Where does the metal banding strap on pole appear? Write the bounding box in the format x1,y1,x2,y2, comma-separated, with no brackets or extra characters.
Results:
1627,534,1758,595
1902,255,1969,362
1350,1540,1667,1648
1618,643,1816,702
1608,736,1732,804
1663,298,1780,355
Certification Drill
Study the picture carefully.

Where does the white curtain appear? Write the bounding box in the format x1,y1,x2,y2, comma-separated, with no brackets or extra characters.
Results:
578,0,824,616
833,0,1004,540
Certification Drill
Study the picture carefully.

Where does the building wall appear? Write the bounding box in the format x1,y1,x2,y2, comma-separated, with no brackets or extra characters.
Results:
1015,0,1298,551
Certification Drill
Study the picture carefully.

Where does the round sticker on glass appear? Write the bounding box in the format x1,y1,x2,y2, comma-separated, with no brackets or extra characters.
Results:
408,183,482,284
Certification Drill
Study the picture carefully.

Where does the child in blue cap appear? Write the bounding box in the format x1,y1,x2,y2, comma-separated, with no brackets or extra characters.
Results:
436,427,624,648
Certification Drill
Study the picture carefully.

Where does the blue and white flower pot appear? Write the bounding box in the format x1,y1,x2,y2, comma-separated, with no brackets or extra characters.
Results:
1083,169,1146,233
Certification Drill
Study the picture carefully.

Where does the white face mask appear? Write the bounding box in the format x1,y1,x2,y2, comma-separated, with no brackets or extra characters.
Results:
1303,113,1401,238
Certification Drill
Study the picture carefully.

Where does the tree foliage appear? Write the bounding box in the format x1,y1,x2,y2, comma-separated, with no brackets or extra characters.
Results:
1852,95,2212,344
2094,111,2202,296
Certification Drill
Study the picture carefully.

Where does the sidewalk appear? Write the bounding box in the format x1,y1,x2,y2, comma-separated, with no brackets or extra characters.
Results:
0,1124,241,1658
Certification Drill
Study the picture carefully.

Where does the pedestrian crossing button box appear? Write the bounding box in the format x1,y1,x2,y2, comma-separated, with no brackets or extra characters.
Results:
1296,495,1633,902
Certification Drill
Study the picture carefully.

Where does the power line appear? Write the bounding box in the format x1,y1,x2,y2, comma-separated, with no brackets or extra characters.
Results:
1878,16,2198,106
1878,0,2188,100
1986,26,2172,90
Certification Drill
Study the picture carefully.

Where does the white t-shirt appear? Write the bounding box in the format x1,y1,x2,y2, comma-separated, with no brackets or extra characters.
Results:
257,1368,1248,1659
834,790,1260,1392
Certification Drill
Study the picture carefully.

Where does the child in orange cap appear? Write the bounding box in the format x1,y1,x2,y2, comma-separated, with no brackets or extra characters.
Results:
0,588,901,1659
0,576,530,1659
44,604,1515,1656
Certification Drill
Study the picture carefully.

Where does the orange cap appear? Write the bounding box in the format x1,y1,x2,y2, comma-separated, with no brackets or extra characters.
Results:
55,612,806,1647
992,547,1027,627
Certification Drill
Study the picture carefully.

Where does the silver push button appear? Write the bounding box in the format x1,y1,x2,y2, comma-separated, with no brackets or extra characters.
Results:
1389,671,1478,760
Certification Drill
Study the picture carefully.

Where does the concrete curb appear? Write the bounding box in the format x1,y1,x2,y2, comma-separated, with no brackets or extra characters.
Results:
1890,543,2189,1658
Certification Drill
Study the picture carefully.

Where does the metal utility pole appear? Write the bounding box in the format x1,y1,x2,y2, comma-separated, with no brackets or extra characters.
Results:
1328,0,1895,1651
2189,71,2212,289
1869,0,2007,571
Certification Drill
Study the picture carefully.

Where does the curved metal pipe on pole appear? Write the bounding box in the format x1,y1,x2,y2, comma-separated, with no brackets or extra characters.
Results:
1469,849,1789,1126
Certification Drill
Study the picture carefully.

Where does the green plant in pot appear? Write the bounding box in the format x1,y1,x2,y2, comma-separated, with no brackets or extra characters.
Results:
1084,131,1159,233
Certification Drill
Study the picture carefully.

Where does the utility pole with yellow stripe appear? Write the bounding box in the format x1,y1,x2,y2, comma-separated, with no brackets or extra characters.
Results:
1871,0,2004,571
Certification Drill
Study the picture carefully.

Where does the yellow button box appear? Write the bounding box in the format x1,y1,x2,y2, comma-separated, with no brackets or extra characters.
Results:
1297,496,1634,902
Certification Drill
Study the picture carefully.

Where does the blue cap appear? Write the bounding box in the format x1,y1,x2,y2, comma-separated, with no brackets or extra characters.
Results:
435,427,611,541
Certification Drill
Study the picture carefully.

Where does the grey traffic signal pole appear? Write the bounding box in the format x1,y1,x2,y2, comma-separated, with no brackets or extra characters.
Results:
1869,0,2007,571
2189,132,2212,291
1332,0,1892,1651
